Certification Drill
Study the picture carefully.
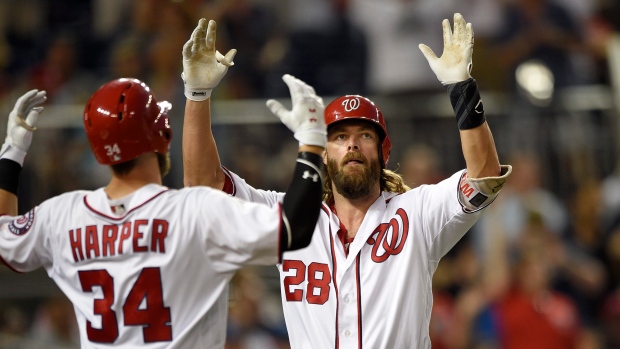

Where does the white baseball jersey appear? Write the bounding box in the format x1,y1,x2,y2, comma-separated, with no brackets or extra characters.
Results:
0,183,282,349
222,168,497,348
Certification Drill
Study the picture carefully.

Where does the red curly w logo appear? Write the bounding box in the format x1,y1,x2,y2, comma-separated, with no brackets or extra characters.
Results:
367,208,409,263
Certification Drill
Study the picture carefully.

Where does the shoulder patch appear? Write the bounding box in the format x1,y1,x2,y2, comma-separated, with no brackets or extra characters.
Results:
9,208,35,236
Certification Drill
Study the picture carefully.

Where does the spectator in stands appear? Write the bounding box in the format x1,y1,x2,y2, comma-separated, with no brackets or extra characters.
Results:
473,152,570,258
267,0,368,98
399,143,445,188
491,0,589,90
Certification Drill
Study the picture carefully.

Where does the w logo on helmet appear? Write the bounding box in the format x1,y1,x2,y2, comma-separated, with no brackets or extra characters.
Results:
341,97,361,112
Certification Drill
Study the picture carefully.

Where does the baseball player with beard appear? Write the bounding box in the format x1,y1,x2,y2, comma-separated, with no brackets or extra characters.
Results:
0,19,327,348
183,13,512,348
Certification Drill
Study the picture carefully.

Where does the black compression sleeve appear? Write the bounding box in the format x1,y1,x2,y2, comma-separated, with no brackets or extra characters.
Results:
280,152,324,252
446,78,486,130
0,158,22,195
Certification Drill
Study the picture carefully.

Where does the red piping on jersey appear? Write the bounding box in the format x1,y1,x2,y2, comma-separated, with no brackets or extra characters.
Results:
221,166,236,196
356,254,363,349
336,223,354,257
328,194,399,348
83,190,169,220
329,205,354,257
329,231,340,349
321,204,330,216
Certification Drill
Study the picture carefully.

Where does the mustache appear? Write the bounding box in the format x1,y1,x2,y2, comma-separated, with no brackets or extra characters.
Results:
341,151,367,165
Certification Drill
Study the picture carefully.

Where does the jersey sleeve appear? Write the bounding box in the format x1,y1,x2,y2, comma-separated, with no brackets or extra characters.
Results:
222,166,284,205
189,187,282,273
0,204,53,272
415,170,487,261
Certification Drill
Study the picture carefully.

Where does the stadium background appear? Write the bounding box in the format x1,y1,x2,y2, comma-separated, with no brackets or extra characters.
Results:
0,0,620,347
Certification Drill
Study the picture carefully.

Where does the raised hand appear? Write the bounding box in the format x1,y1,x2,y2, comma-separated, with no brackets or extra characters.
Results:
0,89,46,165
419,13,474,85
266,74,327,148
182,18,236,101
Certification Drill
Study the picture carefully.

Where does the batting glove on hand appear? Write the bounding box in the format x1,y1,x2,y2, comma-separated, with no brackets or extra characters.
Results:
182,18,236,101
266,74,327,148
419,13,474,85
0,89,46,166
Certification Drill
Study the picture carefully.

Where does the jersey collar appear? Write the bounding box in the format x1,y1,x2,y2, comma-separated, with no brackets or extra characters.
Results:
84,184,169,220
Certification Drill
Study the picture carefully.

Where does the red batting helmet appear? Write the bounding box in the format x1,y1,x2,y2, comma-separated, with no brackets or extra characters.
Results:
325,95,392,167
84,78,172,165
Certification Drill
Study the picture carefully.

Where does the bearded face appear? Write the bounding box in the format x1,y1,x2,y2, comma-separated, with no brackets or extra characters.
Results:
327,150,381,200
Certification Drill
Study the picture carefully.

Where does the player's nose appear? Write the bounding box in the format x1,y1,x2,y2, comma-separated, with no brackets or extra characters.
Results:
345,136,361,150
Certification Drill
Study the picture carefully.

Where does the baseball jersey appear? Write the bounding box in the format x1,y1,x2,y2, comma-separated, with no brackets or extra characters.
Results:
222,168,495,348
0,183,282,349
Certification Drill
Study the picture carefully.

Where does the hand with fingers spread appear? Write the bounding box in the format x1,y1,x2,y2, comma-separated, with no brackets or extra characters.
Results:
0,89,46,165
419,13,474,85
182,18,237,101
266,74,327,148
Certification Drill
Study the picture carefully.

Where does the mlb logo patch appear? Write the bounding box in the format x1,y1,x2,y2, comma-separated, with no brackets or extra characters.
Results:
9,208,35,236
468,192,488,208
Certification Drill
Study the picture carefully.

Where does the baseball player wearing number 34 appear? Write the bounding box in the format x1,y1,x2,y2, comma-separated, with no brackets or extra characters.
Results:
184,14,512,348
0,18,327,349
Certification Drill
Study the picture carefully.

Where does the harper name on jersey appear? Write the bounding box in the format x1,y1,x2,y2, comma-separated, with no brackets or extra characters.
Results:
68,218,169,262
0,184,283,348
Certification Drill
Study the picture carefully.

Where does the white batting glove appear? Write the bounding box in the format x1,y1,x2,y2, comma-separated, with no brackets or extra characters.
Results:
266,74,327,148
0,89,46,166
419,13,474,85
182,18,236,101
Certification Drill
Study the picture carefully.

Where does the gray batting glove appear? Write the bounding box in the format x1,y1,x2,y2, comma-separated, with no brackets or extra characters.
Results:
266,74,327,148
419,13,474,85
182,18,236,101
0,89,46,166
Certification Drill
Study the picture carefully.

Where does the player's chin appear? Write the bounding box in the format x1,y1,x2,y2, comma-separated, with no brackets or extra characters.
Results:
342,163,368,174
342,167,370,182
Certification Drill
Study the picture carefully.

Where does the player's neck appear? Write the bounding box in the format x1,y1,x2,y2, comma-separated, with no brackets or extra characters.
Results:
105,157,163,200
332,188,380,239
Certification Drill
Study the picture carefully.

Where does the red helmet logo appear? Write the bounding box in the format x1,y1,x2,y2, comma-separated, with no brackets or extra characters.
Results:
341,97,362,112
325,95,392,167
83,78,172,165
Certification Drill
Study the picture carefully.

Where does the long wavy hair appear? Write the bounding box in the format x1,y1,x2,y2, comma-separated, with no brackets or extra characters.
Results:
322,167,410,206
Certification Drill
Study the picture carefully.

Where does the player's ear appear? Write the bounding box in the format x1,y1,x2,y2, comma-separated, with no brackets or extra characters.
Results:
323,151,328,165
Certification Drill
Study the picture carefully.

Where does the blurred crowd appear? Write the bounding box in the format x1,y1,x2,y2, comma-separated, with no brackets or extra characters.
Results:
1,0,620,348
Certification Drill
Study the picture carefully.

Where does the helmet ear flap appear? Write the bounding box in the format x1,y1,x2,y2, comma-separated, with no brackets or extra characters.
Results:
378,135,391,169
324,95,391,167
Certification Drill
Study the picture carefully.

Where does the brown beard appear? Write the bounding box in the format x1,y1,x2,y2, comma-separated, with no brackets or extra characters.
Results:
327,152,381,200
